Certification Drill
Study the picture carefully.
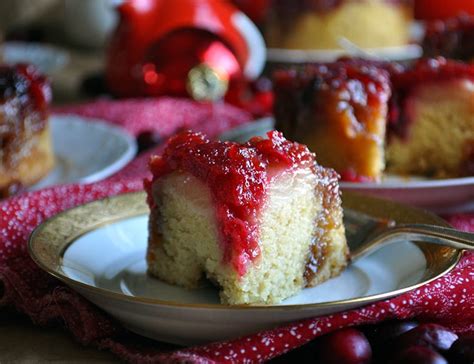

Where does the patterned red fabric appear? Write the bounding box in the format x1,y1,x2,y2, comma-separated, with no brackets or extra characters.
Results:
0,97,473,364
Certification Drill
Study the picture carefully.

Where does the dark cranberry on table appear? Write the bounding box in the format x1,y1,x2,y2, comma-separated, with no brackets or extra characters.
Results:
314,328,372,364
136,131,163,154
390,346,448,364
447,335,474,364
362,320,419,355
270,321,471,363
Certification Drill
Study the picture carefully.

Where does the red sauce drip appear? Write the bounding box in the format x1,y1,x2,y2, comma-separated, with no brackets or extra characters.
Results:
146,130,315,276
274,58,392,106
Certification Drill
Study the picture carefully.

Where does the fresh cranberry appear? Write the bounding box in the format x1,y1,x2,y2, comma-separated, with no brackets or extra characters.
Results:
362,320,418,349
390,346,447,364
392,323,458,353
447,335,474,364
136,131,163,154
314,328,372,364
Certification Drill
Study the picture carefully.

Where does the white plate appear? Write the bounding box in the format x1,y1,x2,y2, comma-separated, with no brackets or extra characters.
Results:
2,42,69,74
32,115,137,189
267,44,423,63
219,118,474,213
29,192,460,346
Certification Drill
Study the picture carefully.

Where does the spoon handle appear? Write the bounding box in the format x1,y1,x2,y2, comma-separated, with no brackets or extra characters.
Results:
351,224,474,262
383,224,474,251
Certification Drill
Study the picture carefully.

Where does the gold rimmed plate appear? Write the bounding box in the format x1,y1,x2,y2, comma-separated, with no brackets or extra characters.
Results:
28,191,461,345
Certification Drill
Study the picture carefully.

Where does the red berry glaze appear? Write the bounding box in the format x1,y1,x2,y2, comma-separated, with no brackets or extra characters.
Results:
387,57,474,140
392,57,474,90
146,130,316,276
0,64,51,124
362,320,418,348
391,323,458,353
314,328,372,364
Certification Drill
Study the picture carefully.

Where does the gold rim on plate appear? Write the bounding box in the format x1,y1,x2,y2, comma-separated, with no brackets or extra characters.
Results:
28,191,462,311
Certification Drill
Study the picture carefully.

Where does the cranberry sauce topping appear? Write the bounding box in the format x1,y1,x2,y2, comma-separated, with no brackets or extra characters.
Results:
388,57,474,139
0,64,51,167
146,130,316,276
423,15,474,61
392,57,474,89
274,58,395,123
0,64,51,120
273,58,391,181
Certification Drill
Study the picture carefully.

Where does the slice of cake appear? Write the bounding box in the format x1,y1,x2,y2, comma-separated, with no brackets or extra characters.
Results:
265,0,413,50
145,130,348,305
387,58,474,177
274,59,392,181
0,64,53,196
274,57,474,180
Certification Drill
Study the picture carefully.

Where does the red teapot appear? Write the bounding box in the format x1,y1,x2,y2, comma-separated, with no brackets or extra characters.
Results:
106,0,266,101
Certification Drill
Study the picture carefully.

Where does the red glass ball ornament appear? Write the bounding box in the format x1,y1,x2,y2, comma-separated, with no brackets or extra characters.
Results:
142,29,242,100
106,0,265,101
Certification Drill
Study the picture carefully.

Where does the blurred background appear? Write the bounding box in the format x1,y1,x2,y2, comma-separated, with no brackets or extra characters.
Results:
1,0,473,107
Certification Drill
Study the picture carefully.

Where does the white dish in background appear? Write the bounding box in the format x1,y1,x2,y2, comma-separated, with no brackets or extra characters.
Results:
29,192,461,346
341,176,474,214
2,42,69,74
32,115,137,190
267,44,423,63
219,118,474,213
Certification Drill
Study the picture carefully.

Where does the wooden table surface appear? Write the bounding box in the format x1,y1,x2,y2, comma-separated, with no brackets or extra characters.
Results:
0,310,117,363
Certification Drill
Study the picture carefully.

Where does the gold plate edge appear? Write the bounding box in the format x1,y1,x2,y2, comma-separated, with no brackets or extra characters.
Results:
28,191,463,311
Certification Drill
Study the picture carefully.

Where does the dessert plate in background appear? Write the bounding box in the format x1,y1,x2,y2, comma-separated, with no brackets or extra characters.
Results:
2,42,69,74
340,176,474,214
266,44,423,64
219,118,474,213
29,191,461,345
31,115,137,190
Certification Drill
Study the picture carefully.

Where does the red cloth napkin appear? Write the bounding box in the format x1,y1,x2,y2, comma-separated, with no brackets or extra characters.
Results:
1,97,473,363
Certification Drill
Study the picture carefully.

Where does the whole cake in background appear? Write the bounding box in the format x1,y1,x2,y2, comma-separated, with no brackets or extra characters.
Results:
0,64,53,196
265,0,413,50
273,57,474,181
145,130,348,305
